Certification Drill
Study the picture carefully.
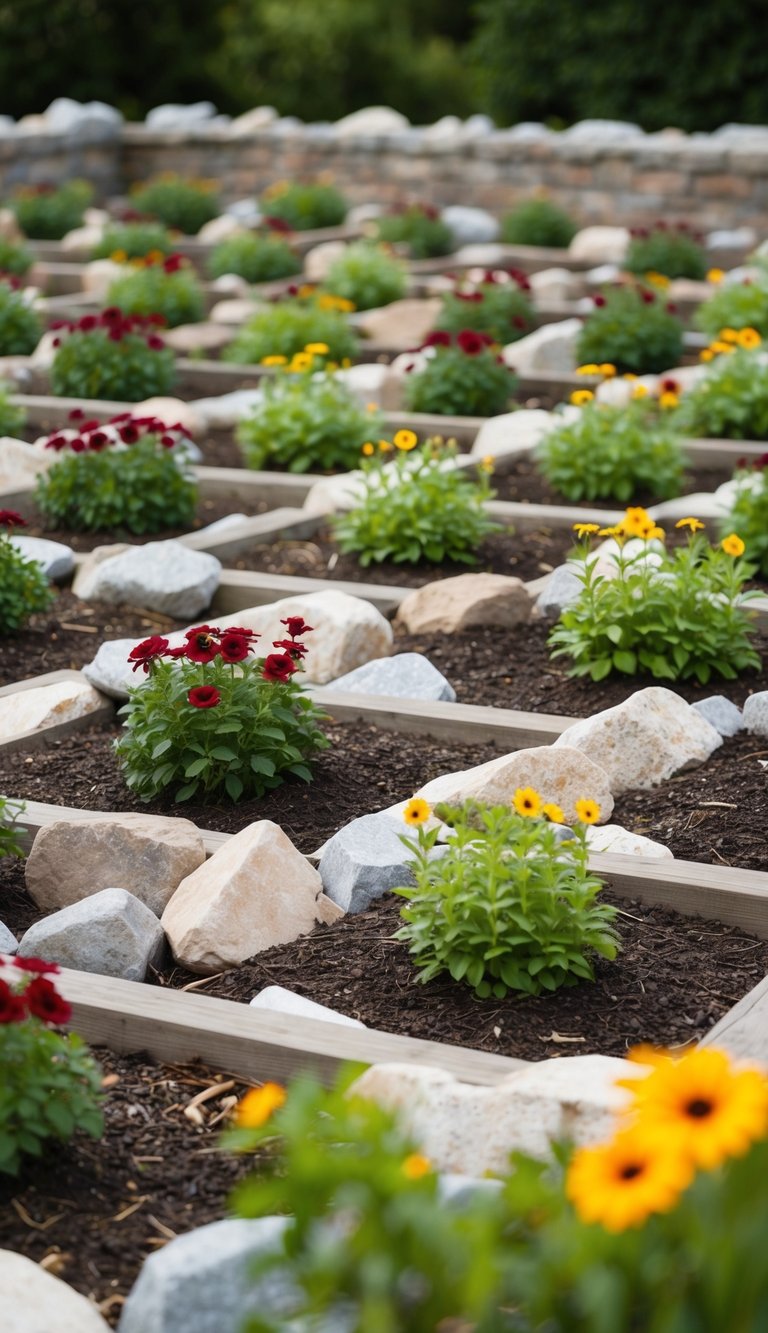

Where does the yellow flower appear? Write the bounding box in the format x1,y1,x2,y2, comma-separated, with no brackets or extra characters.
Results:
298,283,316,299
658,391,679,410
622,507,653,537
576,363,600,376
378,439,393,453
572,521,601,538
289,352,314,372
404,797,431,827
737,327,762,350
644,271,670,289
631,384,649,400
402,1153,432,1180
570,389,594,407
261,354,288,367
361,442,375,457
513,787,542,818
599,363,617,377
236,1082,287,1129
566,1125,694,1232
719,327,740,344
598,524,625,540
620,1046,768,1171
393,428,419,451
722,533,746,557
649,525,666,541
542,802,565,824
706,268,725,284
341,357,352,369
304,341,329,355
574,798,600,825
710,340,734,356
110,248,128,264
366,402,378,413
675,517,705,532
622,372,638,380
700,348,715,362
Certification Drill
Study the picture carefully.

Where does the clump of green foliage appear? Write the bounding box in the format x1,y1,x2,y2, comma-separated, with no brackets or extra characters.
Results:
537,398,685,502
9,180,92,240
576,286,684,374
0,279,42,355
130,174,220,235
92,221,175,260
501,197,577,248
106,253,205,327
260,179,348,231
224,295,358,365
207,231,301,283
322,242,408,311
404,330,516,416
238,362,381,472
50,309,175,401
625,222,707,280
437,269,534,344
373,204,454,259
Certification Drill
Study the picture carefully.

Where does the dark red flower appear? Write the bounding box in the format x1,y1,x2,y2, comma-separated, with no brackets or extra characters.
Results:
457,329,491,356
219,632,252,663
88,431,109,451
422,330,452,349
641,290,655,304
163,254,185,273
0,510,26,529
45,434,68,452
184,628,221,663
69,436,87,453
593,295,606,308
262,652,297,683
102,306,123,322
68,407,85,421
147,334,165,351
160,434,176,448
25,977,72,1026
660,378,680,393
272,638,308,660
222,626,259,641
13,956,60,975
0,979,26,1024
128,635,170,673
188,685,221,709
280,616,313,638
120,424,140,444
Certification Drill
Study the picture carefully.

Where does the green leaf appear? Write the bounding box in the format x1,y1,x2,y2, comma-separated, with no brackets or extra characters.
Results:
612,649,637,673
210,746,238,762
225,772,244,801
250,754,276,776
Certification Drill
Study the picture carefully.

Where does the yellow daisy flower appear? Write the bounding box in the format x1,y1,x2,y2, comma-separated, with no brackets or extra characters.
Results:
401,1153,432,1180
710,340,734,356
513,787,542,818
289,352,313,372
599,363,617,377
675,517,705,532
706,268,725,284
566,1125,694,1232
622,507,653,537
570,389,595,407
403,797,431,827
378,439,393,453
304,341,329,355
261,354,288,367
361,442,375,457
573,521,601,538
722,533,746,557
236,1082,287,1129
737,327,762,350
719,328,740,344
658,391,679,410
575,798,601,825
576,363,600,376
366,402,378,413
393,428,419,451
700,348,715,362
542,802,565,824
631,384,649,400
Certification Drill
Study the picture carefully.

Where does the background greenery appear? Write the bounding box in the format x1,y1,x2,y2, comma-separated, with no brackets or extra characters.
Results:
1,1,766,131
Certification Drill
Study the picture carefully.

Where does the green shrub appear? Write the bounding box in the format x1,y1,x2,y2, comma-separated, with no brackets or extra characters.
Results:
50,309,175,401
35,413,197,535
674,345,768,440
404,330,516,416
260,179,348,231
0,382,26,437
0,509,53,633
0,796,25,860
501,197,577,248
537,399,685,502
9,180,92,240
238,365,381,472
437,270,534,343
718,459,768,577
130,174,220,235
0,278,42,355
224,295,358,365
107,253,205,328
334,433,498,564
0,238,33,277
576,286,684,374
625,222,707,280
92,222,175,260
115,620,328,803
373,204,454,259
696,273,768,338
322,242,407,311
207,231,301,284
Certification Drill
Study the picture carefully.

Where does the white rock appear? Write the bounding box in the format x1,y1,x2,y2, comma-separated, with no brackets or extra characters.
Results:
529,267,583,302
209,273,251,297
0,920,17,953
249,985,364,1027
229,106,278,135
647,491,726,522
502,318,582,373
346,202,384,225
414,744,614,823
11,534,73,580
470,408,556,461
441,206,499,248
355,297,442,351
0,679,107,743
534,562,586,618
73,540,221,619
146,101,218,131
585,263,621,285
303,240,348,283
0,1248,110,1332
197,214,247,244
18,889,165,981
61,223,104,253
568,226,631,265
708,227,757,250
208,297,257,326
225,198,263,227
45,97,122,136
162,820,343,974
302,469,367,516
164,322,233,355
336,361,389,404
334,106,409,137
82,257,125,296
0,435,54,487
743,691,768,737
325,652,455,702
554,688,723,794
586,824,672,858
452,243,509,267
692,696,744,737
422,115,464,142
563,119,643,144
29,329,61,369
133,397,203,438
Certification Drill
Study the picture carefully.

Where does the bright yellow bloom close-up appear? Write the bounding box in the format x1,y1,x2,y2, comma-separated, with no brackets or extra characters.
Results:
599,363,617,377
570,389,594,407
574,798,600,825
378,439,393,453
573,521,601,538
401,1153,432,1180
393,428,419,451
542,802,565,824
576,363,601,375
566,1124,695,1233
403,797,431,827
304,341,329,355
631,384,649,400
658,391,679,410
622,507,653,538
706,268,725,284
261,354,288,367
737,326,762,350
722,533,746,557
513,787,542,818
719,327,740,344
236,1082,287,1129
361,442,375,456
675,517,705,532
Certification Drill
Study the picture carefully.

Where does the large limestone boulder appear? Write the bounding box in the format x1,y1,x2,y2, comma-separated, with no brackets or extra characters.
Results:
469,409,558,462
396,573,533,634
1,1248,110,1332
413,744,614,824
0,679,107,743
163,322,233,355
303,240,348,283
82,257,125,296
25,814,206,917
356,298,442,350
0,436,55,488
162,820,343,974
502,318,582,373
334,106,409,137
73,541,222,619
568,226,631,265
19,889,165,981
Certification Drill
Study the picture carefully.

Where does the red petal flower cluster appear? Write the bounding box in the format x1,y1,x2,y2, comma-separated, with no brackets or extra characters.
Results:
0,955,71,1027
49,307,169,350
125,619,315,690
0,509,26,529
43,411,192,455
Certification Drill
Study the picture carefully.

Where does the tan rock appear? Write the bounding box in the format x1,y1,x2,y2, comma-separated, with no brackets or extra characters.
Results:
568,226,630,265
0,435,54,488
162,820,343,974
414,744,614,823
0,679,108,744
164,322,233,355
1,1248,111,1333
208,297,258,326
356,298,442,350
61,224,104,254
302,241,348,283
0,207,23,244
82,258,125,296
26,813,206,917
197,214,247,244
396,573,533,634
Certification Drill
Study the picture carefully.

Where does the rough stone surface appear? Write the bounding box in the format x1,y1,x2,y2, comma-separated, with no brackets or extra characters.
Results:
250,985,365,1028
302,240,348,282
585,824,672,859
73,540,221,618
0,920,17,954
230,106,278,135
19,889,165,981
162,820,343,974
163,322,233,355
25,814,206,917
529,267,583,302
197,214,246,244
502,318,581,373
534,562,585,619
334,105,409,137
441,205,499,247
82,257,124,296
1,1248,111,1332
319,811,420,913
302,469,367,517
355,298,442,350
11,534,74,581
692,696,744,737
133,397,204,437
568,226,631,264
413,744,614,825
743,691,768,738
145,101,219,131
470,409,555,461
0,436,53,488
396,573,532,635
324,652,455,702
0,679,107,743
554,688,723,794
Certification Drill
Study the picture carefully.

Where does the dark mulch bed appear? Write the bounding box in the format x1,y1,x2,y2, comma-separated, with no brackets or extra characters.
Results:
21,494,269,555
490,457,731,509
0,1050,258,1327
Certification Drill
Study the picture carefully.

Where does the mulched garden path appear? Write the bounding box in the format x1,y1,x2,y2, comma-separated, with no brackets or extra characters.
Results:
490,457,731,509
0,1050,259,1327
21,494,269,555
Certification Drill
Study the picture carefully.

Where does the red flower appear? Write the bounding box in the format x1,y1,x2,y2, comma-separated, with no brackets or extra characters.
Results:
69,437,87,453
160,434,176,448
13,956,60,975
280,616,313,638
0,979,26,1024
457,329,491,356
223,626,259,641
128,635,169,672
219,632,252,663
262,652,297,683
69,408,85,421
184,627,221,663
593,295,606,308
25,977,72,1026
89,431,108,451
188,685,221,709
272,638,308,660
120,424,140,444
641,290,655,304
660,378,680,393
0,510,26,529
422,330,452,349
147,334,166,351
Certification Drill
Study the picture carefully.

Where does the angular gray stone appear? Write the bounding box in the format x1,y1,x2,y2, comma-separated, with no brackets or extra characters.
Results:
19,889,165,981
45,97,122,137
441,205,499,247
0,920,17,954
11,534,74,581
534,563,585,619
73,541,221,619
324,652,455,703
692,696,744,738
82,637,138,699
743,691,768,737
319,811,418,913
145,101,218,130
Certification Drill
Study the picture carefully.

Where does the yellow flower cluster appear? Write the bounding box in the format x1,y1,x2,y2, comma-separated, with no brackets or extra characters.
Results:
567,1046,768,1232
700,326,761,362
512,786,600,826
260,342,351,375
573,508,665,544
360,428,419,460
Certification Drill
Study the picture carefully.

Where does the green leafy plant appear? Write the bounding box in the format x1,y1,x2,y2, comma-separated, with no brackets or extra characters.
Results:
0,954,103,1175
207,230,301,284
9,180,92,240
225,294,358,365
107,253,205,328
50,308,175,401
130,174,220,235
404,330,516,416
550,514,761,684
0,237,32,277
373,204,454,259
395,795,619,998
116,618,329,803
0,796,25,860
322,242,407,311
238,361,381,473
260,179,348,231
576,286,684,374
334,433,499,564
0,278,42,355
0,509,53,633
537,398,685,502
696,272,768,338
719,457,768,576
0,381,26,437
35,412,197,535
673,345,768,439
625,222,707,280
92,221,175,260
500,197,577,248
437,269,534,344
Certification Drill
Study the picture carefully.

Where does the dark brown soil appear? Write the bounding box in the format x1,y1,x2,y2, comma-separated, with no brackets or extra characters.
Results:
23,494,269,555
0,1049,259,1327
490,456,731,509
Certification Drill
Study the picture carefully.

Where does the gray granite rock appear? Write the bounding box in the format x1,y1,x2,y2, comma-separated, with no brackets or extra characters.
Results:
319,811,422,914
82,637,137,699
535,563,584,618
73,541,221,619
441,205,499,247
324,652,455,702
19,889,165,981
145,101,218,131
45,97,122,136
692,696,744,738
743,691,768,738
0,920,17,954
11,534,74,581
